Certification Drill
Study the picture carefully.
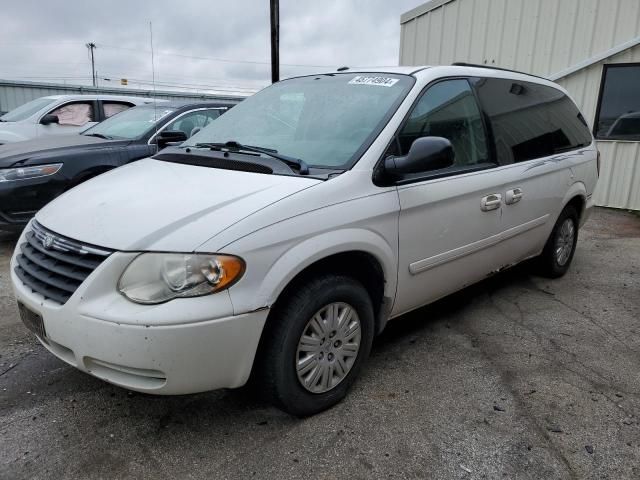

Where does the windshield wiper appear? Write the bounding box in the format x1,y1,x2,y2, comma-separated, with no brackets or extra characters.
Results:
84,133,113,140
192,141,309,175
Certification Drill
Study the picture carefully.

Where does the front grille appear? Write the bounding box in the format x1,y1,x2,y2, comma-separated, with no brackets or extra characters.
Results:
15,221,112,305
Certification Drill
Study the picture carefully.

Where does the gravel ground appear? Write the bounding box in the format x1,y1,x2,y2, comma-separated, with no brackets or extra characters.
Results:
0,207,639,479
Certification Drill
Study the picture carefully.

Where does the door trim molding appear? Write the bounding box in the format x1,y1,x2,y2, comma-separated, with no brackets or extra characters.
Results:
408,214,550,275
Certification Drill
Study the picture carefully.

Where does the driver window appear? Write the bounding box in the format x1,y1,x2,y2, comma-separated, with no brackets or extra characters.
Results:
397,79,489,166
165,110,217,138
48,101,95,126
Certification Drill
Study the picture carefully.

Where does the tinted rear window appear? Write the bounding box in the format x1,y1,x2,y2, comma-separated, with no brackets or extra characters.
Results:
472,78,592,164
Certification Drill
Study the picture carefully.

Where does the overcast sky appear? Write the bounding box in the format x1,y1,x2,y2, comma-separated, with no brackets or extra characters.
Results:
1,0,423,96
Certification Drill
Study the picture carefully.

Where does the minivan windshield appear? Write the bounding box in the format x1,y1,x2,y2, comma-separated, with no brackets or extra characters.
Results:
184,73,414,168
82,105,176,140
0,97,57,122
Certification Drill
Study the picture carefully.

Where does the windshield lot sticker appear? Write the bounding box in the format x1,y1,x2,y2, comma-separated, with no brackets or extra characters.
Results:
348,76,399,87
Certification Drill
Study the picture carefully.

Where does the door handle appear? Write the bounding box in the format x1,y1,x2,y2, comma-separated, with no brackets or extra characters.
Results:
505,188,523,205
480,193,502,211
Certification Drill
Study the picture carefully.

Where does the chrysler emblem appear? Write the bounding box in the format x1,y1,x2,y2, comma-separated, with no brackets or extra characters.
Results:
42,234,54,250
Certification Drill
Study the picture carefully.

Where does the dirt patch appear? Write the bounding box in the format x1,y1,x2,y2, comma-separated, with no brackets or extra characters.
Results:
581,208,640,240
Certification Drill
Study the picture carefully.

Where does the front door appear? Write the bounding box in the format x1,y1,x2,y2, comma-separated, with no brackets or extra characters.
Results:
37,100,98,137
391,79,506,317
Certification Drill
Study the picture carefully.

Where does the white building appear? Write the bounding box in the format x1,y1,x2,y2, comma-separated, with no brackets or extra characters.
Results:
399,0,640,210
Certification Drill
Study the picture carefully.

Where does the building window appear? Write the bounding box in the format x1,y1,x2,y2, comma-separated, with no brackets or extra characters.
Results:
595,64,640,141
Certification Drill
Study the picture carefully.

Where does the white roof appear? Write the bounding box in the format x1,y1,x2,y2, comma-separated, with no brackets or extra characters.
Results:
288,66,426,78
41,94,158,103
291,65,561,89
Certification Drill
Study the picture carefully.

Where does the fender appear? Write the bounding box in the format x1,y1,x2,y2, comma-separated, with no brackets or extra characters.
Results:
65,166,115,190
0,129,29,144
228,227,398,314
561,180,587,225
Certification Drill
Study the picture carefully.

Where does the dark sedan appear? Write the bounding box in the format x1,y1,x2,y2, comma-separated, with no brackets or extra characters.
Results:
0,101,234,230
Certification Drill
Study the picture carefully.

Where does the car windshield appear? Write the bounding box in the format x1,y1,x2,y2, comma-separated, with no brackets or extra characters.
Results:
82,105,176,140
184,73,414,168
0,97,58,122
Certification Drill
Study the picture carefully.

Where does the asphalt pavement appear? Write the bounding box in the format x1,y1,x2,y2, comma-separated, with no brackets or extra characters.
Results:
1,208,639,479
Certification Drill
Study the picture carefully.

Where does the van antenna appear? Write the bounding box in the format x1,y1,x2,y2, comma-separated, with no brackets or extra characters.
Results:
149,21,159,145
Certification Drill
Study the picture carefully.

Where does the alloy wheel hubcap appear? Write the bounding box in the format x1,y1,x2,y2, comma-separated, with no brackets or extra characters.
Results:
555,218,575,266
295,302,361,394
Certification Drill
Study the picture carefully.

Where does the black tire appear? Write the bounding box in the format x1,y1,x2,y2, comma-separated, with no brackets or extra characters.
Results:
536,205,579,278
257,274,375,417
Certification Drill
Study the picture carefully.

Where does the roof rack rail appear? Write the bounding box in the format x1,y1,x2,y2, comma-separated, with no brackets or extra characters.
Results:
451,62,550,81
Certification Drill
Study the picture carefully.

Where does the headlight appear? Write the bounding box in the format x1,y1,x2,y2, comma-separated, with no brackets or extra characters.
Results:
0,163,63,182
118,253,245,304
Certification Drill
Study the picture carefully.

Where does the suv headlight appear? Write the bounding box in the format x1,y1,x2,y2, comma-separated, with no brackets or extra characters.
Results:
0,163,63,182
118,253,245,304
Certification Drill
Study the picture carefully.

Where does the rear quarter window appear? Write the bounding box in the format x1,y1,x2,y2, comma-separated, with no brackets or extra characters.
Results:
472,78,592,164
103,101,134,118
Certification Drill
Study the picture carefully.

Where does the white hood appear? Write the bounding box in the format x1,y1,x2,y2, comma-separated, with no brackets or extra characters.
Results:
36,158,321,251
0,121,35,143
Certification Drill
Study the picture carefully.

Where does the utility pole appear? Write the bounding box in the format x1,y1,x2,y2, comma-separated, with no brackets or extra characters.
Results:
86,42,97,87
269,0,279,83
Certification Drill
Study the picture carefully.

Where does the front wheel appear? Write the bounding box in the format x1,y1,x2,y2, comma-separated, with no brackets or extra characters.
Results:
536,205,579,278
257,275,374,417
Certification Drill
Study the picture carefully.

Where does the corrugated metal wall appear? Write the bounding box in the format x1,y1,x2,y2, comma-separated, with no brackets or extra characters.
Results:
556,44,640,210
0,80,246,112
400,0,640,210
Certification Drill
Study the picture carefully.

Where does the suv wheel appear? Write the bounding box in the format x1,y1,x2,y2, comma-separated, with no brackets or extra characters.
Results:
537,205,579,278
258,275,374,417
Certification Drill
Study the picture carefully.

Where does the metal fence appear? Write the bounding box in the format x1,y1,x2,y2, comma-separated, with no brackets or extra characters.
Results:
0,78,248,112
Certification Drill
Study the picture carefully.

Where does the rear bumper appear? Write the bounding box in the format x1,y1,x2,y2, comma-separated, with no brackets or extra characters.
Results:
582,194,595,227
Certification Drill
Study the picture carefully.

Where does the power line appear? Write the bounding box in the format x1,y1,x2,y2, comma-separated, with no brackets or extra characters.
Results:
127,77,260,91
114,71,266,89
1,74,94,80
2,64,266,89
100,76,259,94
1,40,337,68
0,41,85,46
95,43,337,68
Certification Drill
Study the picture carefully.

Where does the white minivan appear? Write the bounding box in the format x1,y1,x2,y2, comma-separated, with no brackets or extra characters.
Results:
0,94,158,144
11,65,598,416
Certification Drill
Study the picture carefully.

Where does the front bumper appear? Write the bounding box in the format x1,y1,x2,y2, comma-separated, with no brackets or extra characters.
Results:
10,244,268,395
0,209,34,231
0,175,66,231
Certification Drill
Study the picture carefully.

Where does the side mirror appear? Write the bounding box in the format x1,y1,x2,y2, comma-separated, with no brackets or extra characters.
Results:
157,130,188,148
385,136,455,176
40,114,60,126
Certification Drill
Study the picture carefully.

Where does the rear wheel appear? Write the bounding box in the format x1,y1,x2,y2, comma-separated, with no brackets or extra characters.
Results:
536,205,579,278
257,275,374,417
